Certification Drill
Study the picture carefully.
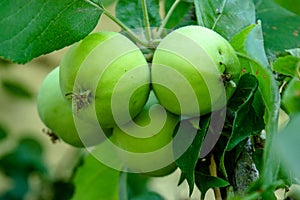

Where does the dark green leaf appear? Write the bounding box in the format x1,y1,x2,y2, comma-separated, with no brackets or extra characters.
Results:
71,142,121,200
0,122,8,141
272,0,300,15
252,148,263,174
53,180,75,200
231,23,281,190
175,117,210,195
126,173,150,199
0,137,45,175
0,0,101,64
0,137,46,200
226,74,263,151
194,0,255,40
164,0,193,29
195,158,229,200
255,0,300,56
116,0,161,29
273,55,300,76
1,79,33,99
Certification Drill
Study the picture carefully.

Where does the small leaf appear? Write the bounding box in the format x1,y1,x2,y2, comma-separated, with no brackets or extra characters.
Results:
175,117,210,195
72,142,121,200
116,0,161,29
194,0,255,40
195,158,229,200
1,79,33,99
0,0,101,63
273,55,300,77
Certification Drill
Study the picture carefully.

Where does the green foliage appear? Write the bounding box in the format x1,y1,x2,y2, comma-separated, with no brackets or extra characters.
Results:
273,0,300,16
0,0,101,63
164,0,195,28
231,22,281,192
273,55,300,77
226,74,263,151
116,0,161,29
195,159,229,200
0,137,47,200
175,117,210,195
1,79,33,99
0,122,8,141
194,0,255,40
255,0,300,57
71,143,120,200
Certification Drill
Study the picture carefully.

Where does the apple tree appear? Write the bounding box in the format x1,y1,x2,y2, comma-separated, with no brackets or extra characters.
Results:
0,0,300,199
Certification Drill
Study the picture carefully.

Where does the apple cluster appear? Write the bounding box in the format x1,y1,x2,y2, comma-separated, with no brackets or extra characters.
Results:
37,25,241,176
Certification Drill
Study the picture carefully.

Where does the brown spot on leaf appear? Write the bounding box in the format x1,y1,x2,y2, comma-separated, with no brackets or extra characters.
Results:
242,68,247,74
293,30,299,37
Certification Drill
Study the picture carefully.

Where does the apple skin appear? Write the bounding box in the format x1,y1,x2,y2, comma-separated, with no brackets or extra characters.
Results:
111,91,179,177
59,31,150,129
37,67,111,147
151,25,241,117
282,77,300,115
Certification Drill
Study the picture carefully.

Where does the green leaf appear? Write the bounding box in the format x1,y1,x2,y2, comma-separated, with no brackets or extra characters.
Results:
231,23,281,190
231,23,269,67
275,114,300,182
195,158,229,200
72,143,121,200
116,0,161,29
226,74,263,151
0,122,8,141
0,0,101,64
255,0,300,56
273,55,300,77
272,0,300,15
194,0,255,40
175,117,210,195
1,79,33,99
164,0,193,29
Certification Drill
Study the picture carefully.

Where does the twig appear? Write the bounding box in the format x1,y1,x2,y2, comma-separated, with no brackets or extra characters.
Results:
209,153,223,200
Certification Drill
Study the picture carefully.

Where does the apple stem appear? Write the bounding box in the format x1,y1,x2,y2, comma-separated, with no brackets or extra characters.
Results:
157,0,181,37
141,0,153,43
84,0,149,47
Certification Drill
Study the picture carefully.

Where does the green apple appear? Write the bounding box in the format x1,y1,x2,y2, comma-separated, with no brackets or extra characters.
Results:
59,31,150,128
37,67,111,147
112,91,179,176
282,77,300,115
151,25,241,116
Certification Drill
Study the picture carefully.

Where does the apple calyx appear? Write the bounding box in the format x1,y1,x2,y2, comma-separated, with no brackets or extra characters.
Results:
65,90,93,112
